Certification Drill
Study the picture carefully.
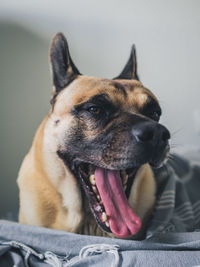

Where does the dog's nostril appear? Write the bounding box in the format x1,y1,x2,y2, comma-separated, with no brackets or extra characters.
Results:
162,129,170,141
134,128,154,142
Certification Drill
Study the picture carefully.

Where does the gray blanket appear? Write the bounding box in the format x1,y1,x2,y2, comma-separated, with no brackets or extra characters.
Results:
147,154,200,237
0,154,200,266
0,220,200,267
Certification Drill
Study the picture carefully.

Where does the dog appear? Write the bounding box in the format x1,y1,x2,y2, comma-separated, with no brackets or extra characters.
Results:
17,33,170,239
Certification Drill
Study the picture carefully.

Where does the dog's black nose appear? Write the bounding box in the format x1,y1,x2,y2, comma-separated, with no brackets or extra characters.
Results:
132,121,170,144
161,127,171,142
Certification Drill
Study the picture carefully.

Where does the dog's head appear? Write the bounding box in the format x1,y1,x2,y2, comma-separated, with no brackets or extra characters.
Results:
48,33,170,238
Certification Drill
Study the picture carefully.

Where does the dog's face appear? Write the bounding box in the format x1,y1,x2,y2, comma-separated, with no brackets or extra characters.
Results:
48,33,170,238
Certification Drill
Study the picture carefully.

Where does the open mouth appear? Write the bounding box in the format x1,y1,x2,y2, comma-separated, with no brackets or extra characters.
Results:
77,163,142,238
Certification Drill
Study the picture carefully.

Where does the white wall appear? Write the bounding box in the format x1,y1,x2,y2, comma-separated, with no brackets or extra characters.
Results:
0,0,200,214
1,0,200,147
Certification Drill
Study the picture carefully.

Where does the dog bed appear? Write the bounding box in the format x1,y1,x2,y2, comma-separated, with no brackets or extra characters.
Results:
0,153,200,266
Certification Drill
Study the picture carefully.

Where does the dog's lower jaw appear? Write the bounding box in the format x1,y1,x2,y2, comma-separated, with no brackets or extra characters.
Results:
78,213,149,240
77,164,156,239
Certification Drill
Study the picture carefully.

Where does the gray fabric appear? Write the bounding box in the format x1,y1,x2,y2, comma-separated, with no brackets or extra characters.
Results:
0,153,200,266
147,154,200,237
0,220,200,267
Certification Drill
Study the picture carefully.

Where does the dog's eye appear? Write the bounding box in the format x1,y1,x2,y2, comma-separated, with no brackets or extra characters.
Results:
149,111,160,121
87,106,101,115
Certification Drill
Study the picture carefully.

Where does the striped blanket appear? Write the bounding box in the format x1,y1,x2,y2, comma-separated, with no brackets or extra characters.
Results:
146,153,200,238
0,153,200,266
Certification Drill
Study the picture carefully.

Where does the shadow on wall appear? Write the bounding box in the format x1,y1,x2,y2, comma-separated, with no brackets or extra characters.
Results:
0,22,51,217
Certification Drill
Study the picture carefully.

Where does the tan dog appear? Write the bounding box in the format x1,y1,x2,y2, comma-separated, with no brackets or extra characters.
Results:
17,33,170,239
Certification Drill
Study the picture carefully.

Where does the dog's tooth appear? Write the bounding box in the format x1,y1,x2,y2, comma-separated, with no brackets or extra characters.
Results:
105,221,110,228
123,174,128,186
102,212,107,222
92,185,97,193
121,170,128,185
89,174,96,185
97,194,101,201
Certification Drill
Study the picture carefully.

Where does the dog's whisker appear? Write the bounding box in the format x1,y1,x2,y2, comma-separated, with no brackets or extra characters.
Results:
170,128,183,137
167,153,180,165
170,144,181,149
169,141,182,151
166,153,174,161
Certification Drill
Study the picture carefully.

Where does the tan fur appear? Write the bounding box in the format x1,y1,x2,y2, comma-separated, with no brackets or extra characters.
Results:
17,75,157,238
18,117,83,232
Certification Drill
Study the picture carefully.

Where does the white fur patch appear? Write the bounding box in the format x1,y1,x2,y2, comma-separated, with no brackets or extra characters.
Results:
43,117,83,230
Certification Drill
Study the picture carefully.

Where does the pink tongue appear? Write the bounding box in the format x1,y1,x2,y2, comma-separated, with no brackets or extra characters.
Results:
95,167,141,238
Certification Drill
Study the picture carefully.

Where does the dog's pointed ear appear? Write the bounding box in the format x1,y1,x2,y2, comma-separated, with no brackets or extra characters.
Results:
114,44,139,81
49,33,81,93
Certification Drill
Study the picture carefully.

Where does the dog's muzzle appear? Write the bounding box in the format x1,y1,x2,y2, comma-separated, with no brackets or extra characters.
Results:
132,120,170,168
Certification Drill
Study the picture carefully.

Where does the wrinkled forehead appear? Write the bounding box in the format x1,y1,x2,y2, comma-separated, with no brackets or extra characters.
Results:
54,76,159,115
